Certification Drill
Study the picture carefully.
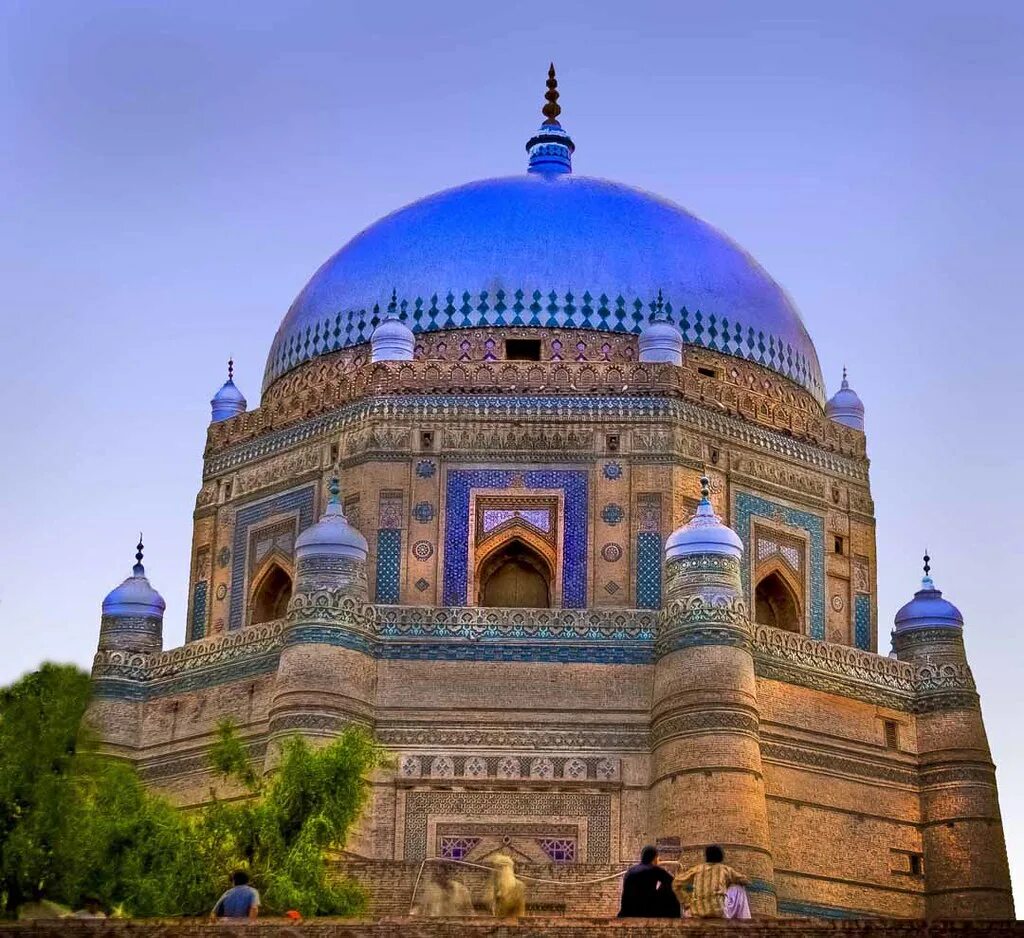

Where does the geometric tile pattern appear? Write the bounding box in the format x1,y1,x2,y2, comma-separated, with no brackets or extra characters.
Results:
189,580,208,642
734,491,825,640
375,528,402,603
262,288,824,401
442,469,589,607
636,532,663,610
854,592,872,651
403,789,612,862
229,485,316,631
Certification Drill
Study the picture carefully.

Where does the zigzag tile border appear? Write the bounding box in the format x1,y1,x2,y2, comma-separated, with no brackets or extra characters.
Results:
263,288,824,402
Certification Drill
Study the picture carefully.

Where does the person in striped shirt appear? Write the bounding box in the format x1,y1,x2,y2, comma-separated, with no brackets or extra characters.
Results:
672,844,751,919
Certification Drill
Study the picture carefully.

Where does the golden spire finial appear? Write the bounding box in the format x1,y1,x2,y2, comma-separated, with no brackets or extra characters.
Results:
542,63,561,125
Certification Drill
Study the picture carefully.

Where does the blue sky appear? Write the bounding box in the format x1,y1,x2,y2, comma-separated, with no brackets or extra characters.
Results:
1,0,1022,903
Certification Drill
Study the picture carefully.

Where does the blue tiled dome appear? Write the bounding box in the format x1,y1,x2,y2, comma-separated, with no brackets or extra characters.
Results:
264,174,824,402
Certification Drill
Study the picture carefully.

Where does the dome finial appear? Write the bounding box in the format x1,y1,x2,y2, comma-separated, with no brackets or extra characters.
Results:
134,533,145,574
842,364,848,387
700,473,711,503
328,474,342,507
228,357,234,382
542,62,561,125
387,288,398,320
526,64,574,175
923,549,931,579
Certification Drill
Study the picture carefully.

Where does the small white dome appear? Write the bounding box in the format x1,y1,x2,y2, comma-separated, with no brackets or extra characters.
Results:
210,360,247,423
638,313,683,365
665,478,743,561
296,478,369,562
370,314,415,363
825,368,864,431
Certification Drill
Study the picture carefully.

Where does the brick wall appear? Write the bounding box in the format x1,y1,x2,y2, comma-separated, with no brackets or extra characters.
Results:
2,918,1022,937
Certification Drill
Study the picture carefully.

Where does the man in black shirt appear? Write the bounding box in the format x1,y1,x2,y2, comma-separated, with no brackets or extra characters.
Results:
617,845,681,918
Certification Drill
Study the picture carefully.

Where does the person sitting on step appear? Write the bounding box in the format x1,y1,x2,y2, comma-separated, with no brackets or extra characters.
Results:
672,844,751,919
617,845,681,918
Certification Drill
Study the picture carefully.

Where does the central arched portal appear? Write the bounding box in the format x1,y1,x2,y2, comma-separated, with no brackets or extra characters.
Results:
478,539,552,609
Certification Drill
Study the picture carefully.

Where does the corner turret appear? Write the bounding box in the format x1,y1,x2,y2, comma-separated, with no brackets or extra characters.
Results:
893,553,1013,917
269,474,376,760
825,367,865,431
651,476,777,914
99,536,165,654
210,359,247,423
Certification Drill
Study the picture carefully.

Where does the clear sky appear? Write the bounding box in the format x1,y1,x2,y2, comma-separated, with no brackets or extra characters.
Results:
2,0,1022,905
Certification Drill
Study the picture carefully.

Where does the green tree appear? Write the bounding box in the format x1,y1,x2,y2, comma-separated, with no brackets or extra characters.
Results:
0,664,214,917
0,663,92,912
206,723,382,916
0,664,381,918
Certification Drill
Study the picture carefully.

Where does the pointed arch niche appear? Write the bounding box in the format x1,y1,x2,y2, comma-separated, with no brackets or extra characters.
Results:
751,520,808,634
248,559,293,625
468,493,562,608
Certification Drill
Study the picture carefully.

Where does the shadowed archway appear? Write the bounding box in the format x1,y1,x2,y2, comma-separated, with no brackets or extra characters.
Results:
477,539,553,609
249,563,293,625
754,570,802,633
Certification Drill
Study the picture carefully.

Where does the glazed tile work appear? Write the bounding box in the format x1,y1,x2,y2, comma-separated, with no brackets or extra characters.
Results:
88,74,1013,921
228,485,315,631
733,491,826,640
442,469,588,607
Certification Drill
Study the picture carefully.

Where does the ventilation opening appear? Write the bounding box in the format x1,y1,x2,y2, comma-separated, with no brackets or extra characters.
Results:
697,366,717,379
834,536,845,555
420,430,434,450
754,572,802,633
478,539,552,609
249,564,292,625
884,720,900,750
606,433,620,453
505,339,542,361
909,854,924,876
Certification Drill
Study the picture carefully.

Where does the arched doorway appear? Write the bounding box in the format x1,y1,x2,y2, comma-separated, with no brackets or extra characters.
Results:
754,571,802,633
249,563,293,624
478,539,552,608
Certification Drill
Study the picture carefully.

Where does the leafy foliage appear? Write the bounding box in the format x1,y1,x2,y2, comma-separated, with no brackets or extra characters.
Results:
205,723,382,915
0,664,382,918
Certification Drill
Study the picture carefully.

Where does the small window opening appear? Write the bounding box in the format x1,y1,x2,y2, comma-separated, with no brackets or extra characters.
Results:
221,480,232,502
329,442,340,465
606,434,620,453
710,447,720,465
420,430,434,450
884,720,899,750
832,486,841,504
834,536,845,555
506,339,541,361
697,366,717,379
909,854,923,876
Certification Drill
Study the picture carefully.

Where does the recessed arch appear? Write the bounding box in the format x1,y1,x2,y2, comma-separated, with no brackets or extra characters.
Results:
249,562,293,625
477,538,553,609
754,568,803,633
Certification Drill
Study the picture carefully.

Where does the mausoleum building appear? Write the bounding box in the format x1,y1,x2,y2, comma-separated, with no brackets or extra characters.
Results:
88,69,1014,920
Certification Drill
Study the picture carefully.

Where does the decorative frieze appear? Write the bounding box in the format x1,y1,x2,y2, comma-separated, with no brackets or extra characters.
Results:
204,392,868,483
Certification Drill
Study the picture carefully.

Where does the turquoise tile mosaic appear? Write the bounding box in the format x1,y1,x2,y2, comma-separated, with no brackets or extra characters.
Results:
375,529,402,603
262,287,823,402
189,580,208,642
443,469,588,607
734,491,825,639
229,486,316,631
854,592,872,651
636,533,662,609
